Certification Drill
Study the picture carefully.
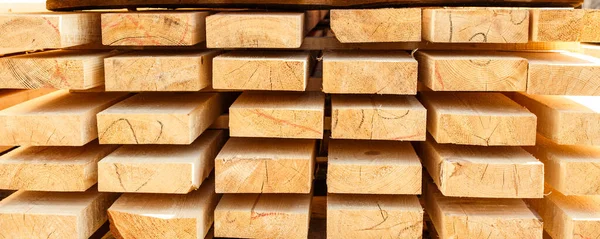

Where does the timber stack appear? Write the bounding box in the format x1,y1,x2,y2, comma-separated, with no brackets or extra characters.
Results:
0,0,599,238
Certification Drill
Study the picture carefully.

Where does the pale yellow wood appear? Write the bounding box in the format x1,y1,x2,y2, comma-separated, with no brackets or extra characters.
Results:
229,91,324,139
0,89,55,111
530,8,584,42
519,52,600,95
419,92,537,146
581,10,600,42
0,12,101,55
208,113,332,130
327,139,421,194
0,187,118,239
108,177,219,239
98,130,225,193
0,90,129,146
330,8,421,43
511,93,600,146
582,43,600,58
0,1,48,13
331,95,426,141
97,92,224,144
214,193,312,239
422,8,529,43
104,50,220,91
425,181,542,239
0,140,118,191
0,50,118,90
322,51,418,94
418,137,543,198
415,51,528,91
101,11,209,46
526,186,600,239
215,137,315,193
213,51,311,91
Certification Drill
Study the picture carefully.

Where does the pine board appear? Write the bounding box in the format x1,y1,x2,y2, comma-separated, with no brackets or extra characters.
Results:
330,8,421,43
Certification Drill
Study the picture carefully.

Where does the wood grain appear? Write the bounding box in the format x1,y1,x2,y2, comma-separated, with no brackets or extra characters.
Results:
330,8,421,43
530,8,584,42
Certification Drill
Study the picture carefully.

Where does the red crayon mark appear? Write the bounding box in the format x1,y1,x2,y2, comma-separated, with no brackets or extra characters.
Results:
42,17,60,34
434,62,445,90
251,212,284,219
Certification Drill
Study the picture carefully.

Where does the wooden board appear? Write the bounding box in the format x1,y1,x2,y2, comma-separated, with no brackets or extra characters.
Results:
524,134,600,196
424,181,542,239
0,89,55,110
327,194,422,239
0,141,118,191
0,91,129,146
97,92,224,144
582,43,600,58
530,8,584,42
330,8,420,43
0,1,48,13
511,93,600,146
0,187,118,239
0,13,100,55
0,50,118,90
526,186,600,239
331,95,426,141
414,51,528,91
229,91,325,139
213,51,311,91
322,51,418,95
327,139,421,194
104,50,220,91
101,11,209,46
422,8,529,43
214,193,312,239
419,92,537,146
215,137,315,193
98,130,225,193
581,10,600,42
108,177,219,239
418,137,543,198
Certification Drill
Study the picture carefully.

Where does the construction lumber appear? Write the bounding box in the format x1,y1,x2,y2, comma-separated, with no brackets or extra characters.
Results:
0,141,118,191
418,137,544,198
0,89,55,110
215,137,315,193
424,181,543,239
322,51,418,94
108,177,219,239
582,43,600,58
327,194,423,239
104,50,220,92
329,8,421,43
511,93,600,146
213,51,311,91
530,8,584,42
0,50,118,90
519,52,600,95
0,91,129,146
206,11,325,48
214,193,312,239
414,51,528,91
0,13,100,55
98,130,225,193
524,134,600,196
331,95,426,141
581,10,600,42
422,8,529,43
97,92,224,144
101,11,209,46
327,140,421,194
229,91,325,139
0,1,48,13
419,92,537,146
0,188,118,239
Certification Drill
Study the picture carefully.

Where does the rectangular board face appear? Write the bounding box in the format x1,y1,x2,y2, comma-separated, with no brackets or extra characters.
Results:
331,95,426,141
101,11,209,46
327,195,423,239
330,8,421,43
581,10,600,42
422,8,529,43
419,92,537,146
212,51,311,91
327,140,421,194
415,51,528,91
530,9,585,42
104,50,220,92
229,91,325,139
206,12,305,48
215,138,315,193
322,51,418,95
0,89,56,111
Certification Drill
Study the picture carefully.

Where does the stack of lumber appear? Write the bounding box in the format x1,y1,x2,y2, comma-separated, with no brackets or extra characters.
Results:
0,0,599,238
